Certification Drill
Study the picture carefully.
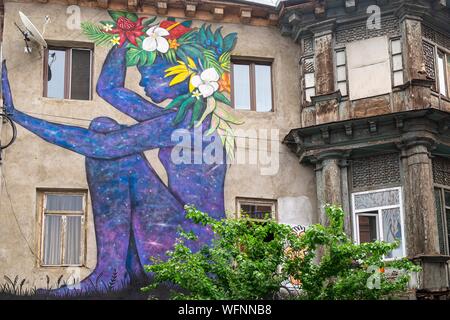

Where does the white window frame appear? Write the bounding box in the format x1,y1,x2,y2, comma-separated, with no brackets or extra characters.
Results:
351,187,406,260
390,37,405,87
40,191,87,267
335,48,348,97
236,198,277,221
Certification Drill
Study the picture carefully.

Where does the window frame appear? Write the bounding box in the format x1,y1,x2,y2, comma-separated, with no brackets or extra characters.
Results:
43,46,94,101
334,48,348,97
351,187,406,260
39,190,88,267
236,197,277,221
422,38,450,99
230,57,274,112
434,184,450,255
389,37,405,88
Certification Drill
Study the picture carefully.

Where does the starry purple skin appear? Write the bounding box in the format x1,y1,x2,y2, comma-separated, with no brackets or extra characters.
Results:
1,46,226,294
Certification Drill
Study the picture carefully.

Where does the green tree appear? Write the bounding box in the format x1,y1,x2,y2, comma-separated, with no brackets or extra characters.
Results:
142,205,420,300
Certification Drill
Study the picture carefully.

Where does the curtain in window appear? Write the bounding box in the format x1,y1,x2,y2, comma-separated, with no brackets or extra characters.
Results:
43,215,62,265
46,194,83,211
65,216,82,265
382,208,403,259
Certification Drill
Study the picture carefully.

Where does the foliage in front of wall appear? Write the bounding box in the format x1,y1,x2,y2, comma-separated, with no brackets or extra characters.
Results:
284,205,421,300
143,205,420,300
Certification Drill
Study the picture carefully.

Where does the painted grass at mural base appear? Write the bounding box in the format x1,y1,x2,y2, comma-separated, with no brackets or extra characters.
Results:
0,274,179,300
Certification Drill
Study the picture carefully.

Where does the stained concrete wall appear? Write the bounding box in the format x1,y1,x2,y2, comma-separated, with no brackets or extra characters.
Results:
0,1,316,287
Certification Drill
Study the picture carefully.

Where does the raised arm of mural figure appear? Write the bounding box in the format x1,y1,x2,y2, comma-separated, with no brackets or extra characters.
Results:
96,45,170,121
2,60,194,159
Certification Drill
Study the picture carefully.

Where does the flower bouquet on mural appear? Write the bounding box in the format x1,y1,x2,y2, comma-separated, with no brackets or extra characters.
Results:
81,10,243,158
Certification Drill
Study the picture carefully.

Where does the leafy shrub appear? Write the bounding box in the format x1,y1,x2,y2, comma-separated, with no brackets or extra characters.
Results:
144,205,419,300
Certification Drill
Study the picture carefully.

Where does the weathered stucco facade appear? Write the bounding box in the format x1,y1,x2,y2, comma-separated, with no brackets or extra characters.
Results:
1,0,450,300
0,0,316,290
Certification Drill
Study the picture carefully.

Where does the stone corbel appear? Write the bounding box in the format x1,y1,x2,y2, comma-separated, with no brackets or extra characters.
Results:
156,0,168,15
212,6,225,20
240,8,252,24
185,2,198,18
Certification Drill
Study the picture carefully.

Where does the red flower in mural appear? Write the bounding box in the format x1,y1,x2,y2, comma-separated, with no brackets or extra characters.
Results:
110,16,146,47
159,20,191,40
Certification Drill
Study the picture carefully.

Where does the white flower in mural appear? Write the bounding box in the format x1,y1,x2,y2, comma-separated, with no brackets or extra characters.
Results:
142,26,170,53
190,68,220,98
103,23,114,32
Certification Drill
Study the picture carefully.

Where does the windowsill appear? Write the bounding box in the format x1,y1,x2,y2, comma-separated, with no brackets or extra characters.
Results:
41,97,94,104
233,108,275,114
39,264,87,268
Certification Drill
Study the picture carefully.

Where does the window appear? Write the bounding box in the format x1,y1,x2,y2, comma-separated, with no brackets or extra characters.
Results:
236,198,276,221
335,49,348,96
40,191,87,266
231,59,273,112
423,39,450,98
434,187,450,255
352,187,405,259
390,38,404,87
44,47,93,100
303,57,316,103
437,50,449,97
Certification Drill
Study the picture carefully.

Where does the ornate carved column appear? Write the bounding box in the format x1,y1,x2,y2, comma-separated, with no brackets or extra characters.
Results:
313,150,348,227
399,134,439,256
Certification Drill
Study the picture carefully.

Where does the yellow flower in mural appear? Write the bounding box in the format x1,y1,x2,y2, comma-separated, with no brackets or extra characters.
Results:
165,57,198,90
111,36,120,45
168,39,180,50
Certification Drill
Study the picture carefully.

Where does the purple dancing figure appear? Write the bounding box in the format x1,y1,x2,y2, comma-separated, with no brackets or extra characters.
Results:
1,45,226,294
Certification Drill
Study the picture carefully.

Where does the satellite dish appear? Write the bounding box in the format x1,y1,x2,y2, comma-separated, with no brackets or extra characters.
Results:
16,11,47,53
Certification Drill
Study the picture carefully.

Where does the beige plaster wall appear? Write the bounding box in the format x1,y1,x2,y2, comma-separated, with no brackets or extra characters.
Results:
0,1,316,287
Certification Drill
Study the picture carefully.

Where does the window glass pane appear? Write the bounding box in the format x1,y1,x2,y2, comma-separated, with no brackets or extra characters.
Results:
46,194,83,212
70,49,91,100
447,55,450,95
358,215,378,243
232,64,251,110
391,40,402,55
392,54,403,71
338,81,348,96
304,73,315,88
445,190,450,207
255,205,273,219
393,71,404,87
438,53,447,96
43,215,62,265
305,88,315,102
435,188,447,254
336,50,346,66
65,216,82,265
254,64,272,112
337,66,347,81
47,49,66,99
354,189,400,210
382,208,404,259
240,204,255,216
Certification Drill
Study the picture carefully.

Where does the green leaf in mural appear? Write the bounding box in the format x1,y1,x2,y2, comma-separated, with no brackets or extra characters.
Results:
174,97,196,125
223,33,238,52
213,91,231,106
165,94,192,110
219,52,231,72
146,50,157,66
81,22,114,47
190,99,205,126
142,16,157,27
126,47,142,66
214,27,224,49
203,49,222,74
108,10,138,22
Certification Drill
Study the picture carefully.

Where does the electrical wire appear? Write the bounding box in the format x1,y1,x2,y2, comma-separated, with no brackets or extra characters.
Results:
0,169,38,259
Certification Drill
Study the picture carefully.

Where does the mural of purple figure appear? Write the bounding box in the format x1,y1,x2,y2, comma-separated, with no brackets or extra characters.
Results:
1,50,226,292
